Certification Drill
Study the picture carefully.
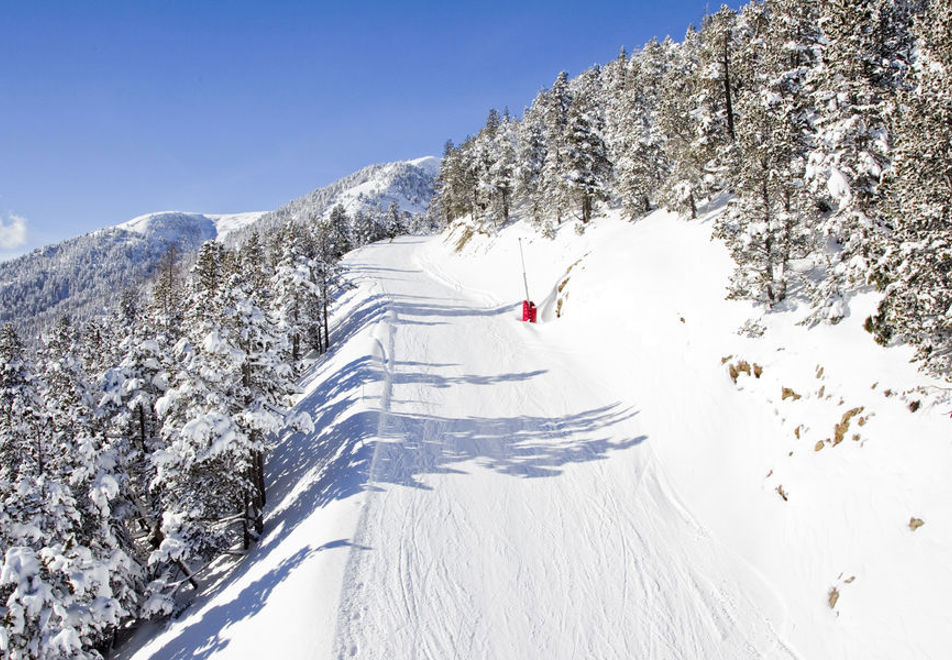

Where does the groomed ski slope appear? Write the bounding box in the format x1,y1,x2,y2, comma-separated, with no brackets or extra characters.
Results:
131,204,952,659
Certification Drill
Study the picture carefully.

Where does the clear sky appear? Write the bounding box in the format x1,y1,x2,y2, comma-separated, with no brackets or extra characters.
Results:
0,0,729,260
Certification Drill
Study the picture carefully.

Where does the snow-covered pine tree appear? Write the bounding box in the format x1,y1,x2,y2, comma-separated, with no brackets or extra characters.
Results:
489,109,517,225
311,224,347,351
151,242,301,586
515,97,549,232
98,310,170,567
716,0,819,305
805,0,900,320
385,201,404,239
471,109,501,228
872,0,952,370
541,72,574,225
565,67,612,225
150,244,187,343
0,324,44,486
601,47,631,207
657,27,705,218
271,223,320,363
693,5,742,189
239,231,273,306
614,39,670,220
351,209,382,246
1,318,145,658
218,273,298,548
325,205,354,260
435,138,478,224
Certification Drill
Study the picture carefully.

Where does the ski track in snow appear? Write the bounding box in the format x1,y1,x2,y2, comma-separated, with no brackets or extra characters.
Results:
329,237,794,659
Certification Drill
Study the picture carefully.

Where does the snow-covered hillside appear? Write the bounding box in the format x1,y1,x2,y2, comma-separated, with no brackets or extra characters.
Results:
0,157,436,340
223,157,439,246
127,204,952,658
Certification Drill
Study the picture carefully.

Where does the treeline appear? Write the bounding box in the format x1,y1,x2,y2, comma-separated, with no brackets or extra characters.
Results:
431,0,952,373
0,205,378,658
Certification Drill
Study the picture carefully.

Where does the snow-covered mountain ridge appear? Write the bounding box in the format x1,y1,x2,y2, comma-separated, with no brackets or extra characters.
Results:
0,158,437,339
222,156,439,246
129,204,952,658
113,211,265,244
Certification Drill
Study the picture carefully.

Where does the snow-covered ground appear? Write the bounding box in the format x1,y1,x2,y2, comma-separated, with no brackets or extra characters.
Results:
129,204,952,659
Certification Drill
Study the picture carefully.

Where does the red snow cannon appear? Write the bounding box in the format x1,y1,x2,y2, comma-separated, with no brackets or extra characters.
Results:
522,300,537,323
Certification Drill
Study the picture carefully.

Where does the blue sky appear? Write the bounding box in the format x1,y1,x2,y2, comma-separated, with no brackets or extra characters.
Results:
0,0,728,259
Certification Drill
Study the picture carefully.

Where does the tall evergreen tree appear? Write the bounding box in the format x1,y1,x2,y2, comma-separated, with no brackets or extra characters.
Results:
873,0,952,369
542,72,574,225
716,0,819,305
658,27,706,218
565,67,612,224
805,0,900,317
515,98,549,231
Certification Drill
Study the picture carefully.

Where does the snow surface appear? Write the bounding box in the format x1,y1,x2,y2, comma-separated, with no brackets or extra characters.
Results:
114,210,265,243
206,212,268,242
406,155,441,177
128,204,952,659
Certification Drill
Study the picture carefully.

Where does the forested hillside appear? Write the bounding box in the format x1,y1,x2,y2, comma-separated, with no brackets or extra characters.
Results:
430,0,951,374
0,180,438,657
0,213,222,341
0,158,437,345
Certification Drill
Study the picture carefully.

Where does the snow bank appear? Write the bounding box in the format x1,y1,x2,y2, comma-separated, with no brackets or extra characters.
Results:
124,268,393,659
419,206,952,658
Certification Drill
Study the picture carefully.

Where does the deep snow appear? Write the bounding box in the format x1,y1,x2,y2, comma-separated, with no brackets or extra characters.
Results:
128,204,952,659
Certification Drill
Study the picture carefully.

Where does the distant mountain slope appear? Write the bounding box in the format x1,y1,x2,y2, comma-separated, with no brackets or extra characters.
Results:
224,156,439,246
0,212,258,339
0,157,438,340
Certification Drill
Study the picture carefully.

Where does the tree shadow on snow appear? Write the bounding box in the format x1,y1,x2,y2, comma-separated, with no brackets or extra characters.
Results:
147,540,369,659
142,262,647,656
371,404,645,488
263,288,649,549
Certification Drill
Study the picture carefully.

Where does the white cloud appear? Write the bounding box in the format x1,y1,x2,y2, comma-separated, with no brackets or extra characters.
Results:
0,214,28,249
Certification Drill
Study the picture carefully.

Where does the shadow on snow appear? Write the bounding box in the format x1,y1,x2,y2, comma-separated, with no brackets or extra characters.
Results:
145,257,646,656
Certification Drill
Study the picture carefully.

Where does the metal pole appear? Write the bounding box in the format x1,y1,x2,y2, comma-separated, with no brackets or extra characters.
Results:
518,238,530,301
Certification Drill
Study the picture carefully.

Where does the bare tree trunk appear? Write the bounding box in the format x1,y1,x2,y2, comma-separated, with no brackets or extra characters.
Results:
242,489,252,550
581,194,592,223
176,559,200,590
322,281,330,350
722,33,735,141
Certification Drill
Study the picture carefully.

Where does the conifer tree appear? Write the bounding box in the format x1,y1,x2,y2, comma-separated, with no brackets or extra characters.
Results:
873,0,952,369
2,319,145,658
542,72,573,225
565,67,612,224
716,0,819,305
805,0,898,318
271,223,320,363
658,27,705,218
615,39,669,219
515,98,549,231
693,6,742,186
489,109,517,225
326,205,354,258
